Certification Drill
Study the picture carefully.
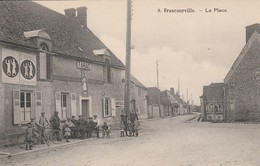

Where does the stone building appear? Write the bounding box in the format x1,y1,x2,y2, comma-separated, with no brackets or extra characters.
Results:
224,23,260,121
0,2,125,139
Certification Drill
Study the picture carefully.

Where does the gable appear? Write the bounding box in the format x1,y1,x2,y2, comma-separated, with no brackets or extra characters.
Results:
224,32,260,83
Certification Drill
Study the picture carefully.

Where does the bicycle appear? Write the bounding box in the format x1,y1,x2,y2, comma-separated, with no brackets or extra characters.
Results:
47,127,63,144
17,128,50,149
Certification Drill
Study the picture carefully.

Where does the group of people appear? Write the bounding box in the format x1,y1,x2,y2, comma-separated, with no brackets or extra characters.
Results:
25,111,102,150
25,110,140,151
120,110,140,137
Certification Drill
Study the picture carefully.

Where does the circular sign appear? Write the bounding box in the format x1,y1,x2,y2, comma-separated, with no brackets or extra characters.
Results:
21,60,35,80
2,56,19,77
253,68,260,83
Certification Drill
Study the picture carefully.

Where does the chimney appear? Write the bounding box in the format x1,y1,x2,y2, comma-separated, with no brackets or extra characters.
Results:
76,6,87,27
246,23,260,43
64,8,76,18
170,87,175,94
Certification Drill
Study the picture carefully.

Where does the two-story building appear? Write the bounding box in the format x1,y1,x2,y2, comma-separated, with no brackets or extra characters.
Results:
0,1,125,139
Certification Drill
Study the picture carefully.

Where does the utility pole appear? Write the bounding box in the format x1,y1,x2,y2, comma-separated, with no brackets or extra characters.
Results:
124,0,132,118
186,88,189,103
178,78,180,96
156,60,161,117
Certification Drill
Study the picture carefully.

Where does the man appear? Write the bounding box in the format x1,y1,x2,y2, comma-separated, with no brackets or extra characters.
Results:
77,115,87,139
86,117,95,138
50,111,61,141
92,115,100,138
120,111,128,136
38,112,50,144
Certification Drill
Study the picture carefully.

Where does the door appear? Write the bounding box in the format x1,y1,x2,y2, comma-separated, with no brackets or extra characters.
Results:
20,91,32,122
82,100,89,119
130,99,136,112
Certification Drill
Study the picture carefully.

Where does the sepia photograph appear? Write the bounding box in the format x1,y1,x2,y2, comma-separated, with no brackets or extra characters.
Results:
0,0,260,165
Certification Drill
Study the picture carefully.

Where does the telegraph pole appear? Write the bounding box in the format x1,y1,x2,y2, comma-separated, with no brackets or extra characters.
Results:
156,60,161,117
124,0,132,118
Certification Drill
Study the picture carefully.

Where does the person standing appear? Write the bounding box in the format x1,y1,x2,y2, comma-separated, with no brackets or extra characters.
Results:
77,115,87,139
38,112,50,144
50,111,61,141
93,115,100,138
120,111,128,136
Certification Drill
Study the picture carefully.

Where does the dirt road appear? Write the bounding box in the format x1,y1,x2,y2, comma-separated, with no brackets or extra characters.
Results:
1,114,260,166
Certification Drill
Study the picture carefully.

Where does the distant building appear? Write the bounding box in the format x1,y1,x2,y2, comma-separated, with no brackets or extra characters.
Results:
200,83,224,121
147,87,161,118
130,75,148,119
146,87,189,118
160,88,179,117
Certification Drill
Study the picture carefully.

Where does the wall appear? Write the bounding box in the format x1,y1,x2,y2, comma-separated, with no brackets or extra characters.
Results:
0,46,125,137
226,37,260,121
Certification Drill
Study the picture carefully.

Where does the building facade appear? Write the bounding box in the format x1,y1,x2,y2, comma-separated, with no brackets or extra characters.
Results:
0,2,125,139
201,23,260,122
200,83,224,121
129,75,148,119
224,24,260,121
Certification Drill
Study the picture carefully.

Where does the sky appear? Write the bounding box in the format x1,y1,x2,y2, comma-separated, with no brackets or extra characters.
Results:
37,0,260,105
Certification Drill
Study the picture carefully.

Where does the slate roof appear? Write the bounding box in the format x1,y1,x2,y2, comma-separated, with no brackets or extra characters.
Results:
0,1,124,68
131,75,146,89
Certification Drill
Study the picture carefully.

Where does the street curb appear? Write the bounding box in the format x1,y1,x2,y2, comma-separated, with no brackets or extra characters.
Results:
0,136,108,159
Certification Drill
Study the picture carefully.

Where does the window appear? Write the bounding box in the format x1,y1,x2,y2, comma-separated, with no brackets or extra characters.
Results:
39,43,51,79
105,98,110,116
104,59,111,83
61,93,68,119
103,97,116,117
20,91,32,122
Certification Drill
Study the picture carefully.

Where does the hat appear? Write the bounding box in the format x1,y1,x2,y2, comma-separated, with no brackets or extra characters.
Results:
54,111,59,114
41,112,45,114
93,115,97,117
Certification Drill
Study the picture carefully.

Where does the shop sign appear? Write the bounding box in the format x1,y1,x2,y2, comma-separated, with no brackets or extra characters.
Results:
76,61,91,71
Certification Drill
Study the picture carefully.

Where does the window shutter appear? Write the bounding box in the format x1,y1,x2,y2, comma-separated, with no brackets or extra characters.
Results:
55,92,61,118
102,97,106,117
13,90,20,124
111,98,116,117
71,93,77,117
35,91,42,120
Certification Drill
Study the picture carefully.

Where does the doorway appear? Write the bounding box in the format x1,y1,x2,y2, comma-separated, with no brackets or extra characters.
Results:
81,99,89,119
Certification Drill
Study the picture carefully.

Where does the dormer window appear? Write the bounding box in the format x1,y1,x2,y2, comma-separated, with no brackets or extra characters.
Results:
39,43,51,80
104,59,111,83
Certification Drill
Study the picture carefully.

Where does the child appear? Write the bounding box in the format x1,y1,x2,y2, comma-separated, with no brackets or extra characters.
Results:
25,122,34,150
101,122,110,138
120,122,125,137
64,124,71,142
